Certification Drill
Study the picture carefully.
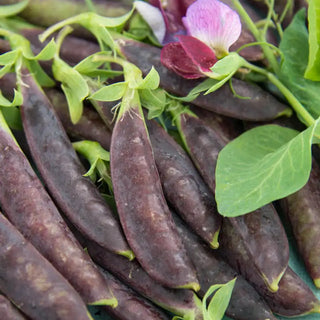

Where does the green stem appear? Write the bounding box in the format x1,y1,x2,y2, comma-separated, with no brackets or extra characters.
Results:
244,61,315,127
230,0,280,74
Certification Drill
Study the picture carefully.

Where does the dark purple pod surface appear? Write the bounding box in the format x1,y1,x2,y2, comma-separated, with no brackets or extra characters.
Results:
19,70,132,259
146,118,221,248
46,88,112,150
189,106,243,144
0,213,92,320
218,205,289,293
172,213,277,320
100,269,171,320
0,294,29,320
280,159,320,288
0,111,117,306
87,240,203,320
111,106,199,290
177,112,225,193
117,38,291,121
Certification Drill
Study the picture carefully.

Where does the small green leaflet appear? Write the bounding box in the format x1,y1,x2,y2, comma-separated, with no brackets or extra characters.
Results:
215,122,318,217
305,0,320,80
140,88,166,119
0,89,22,107
89,82,127,102
278,9,320,119
0,0,29,17
73,140,112,191
202,278,236,320
52,57,89,124
203,52,244,94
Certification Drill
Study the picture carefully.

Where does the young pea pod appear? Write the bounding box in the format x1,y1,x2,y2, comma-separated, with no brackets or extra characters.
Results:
0,104,117,306
146,118,222,248
280,158,320,288
176,111,289,292
86,240,203,320
117,37,291,121
172,213,277,320
218,206,289,293
19,69,133,259
0,294,29,320
0,213,93,320
175,111,225,193
110,93,199,290
100,269,172,320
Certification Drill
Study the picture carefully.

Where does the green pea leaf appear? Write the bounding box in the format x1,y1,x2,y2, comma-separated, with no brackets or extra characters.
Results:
304,0,320,80
278,9,320,119
135,66,159,90
0,0,29,17
202,278,236,320
89,82,127,101
215,122,318,217
140,88,166,119
0,50,19,65
52,57,89,124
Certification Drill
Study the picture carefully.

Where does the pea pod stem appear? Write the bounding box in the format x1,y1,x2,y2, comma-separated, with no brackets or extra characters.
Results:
230,0,280,73
242,60,316,128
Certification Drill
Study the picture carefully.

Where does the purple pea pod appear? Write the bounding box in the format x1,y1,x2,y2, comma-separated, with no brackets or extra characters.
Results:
86,240,203,320
146,118,222,248
0,213,93,320
172,212,277,320
175,111,289,292
280,158,320,288
100,269,171,320
110,97,199,290
19,69,133,259
0,294,29,320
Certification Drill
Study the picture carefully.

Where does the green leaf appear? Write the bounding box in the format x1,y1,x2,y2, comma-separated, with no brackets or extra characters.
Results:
278,9,320,119
0,50,19,65
52,57,89,124
73,140,112,190
210,52,243,79
29,39,56,61
215,123,318,217
202,278,236,320
89,82,127,101
135,66,159,90
0,0,29,17
170,78,219,102
140,88,166,119
1,106,22,130
304,0,320,80
0,89,22,107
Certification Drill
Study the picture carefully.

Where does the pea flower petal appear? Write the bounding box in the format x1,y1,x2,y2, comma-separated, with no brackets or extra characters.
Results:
161,35,217,79
182,0,241,58
134,1,166,44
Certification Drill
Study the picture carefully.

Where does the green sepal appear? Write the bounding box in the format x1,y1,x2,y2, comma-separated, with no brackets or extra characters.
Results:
89,82,127,102
0,0,29,18
0,89,22,107
52,57,89,124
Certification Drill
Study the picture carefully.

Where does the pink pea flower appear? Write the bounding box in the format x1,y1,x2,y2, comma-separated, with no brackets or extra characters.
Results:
182,0,242,58
135,0,241,79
